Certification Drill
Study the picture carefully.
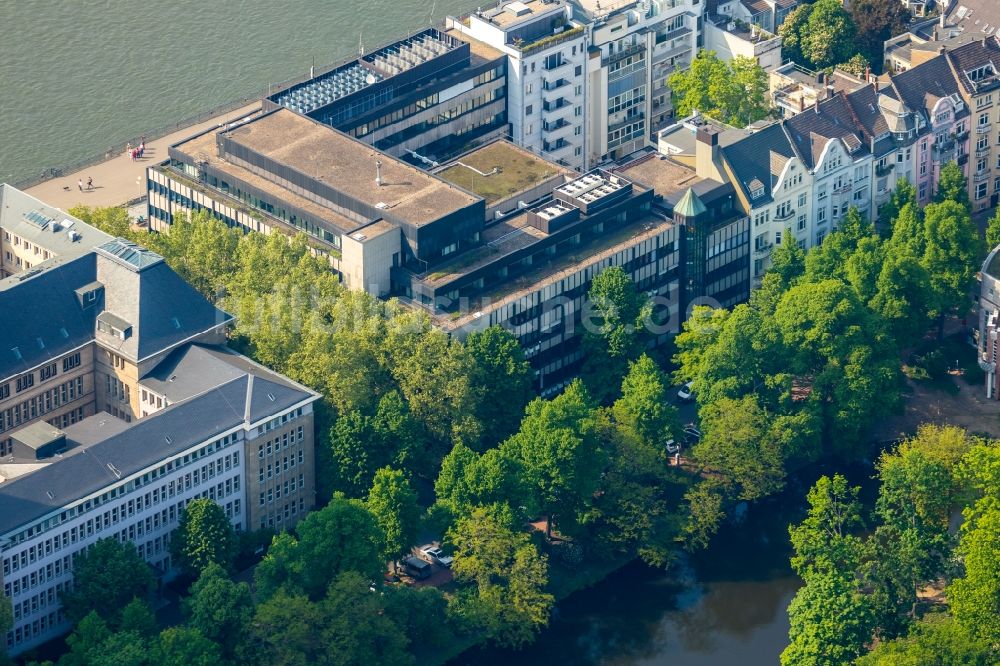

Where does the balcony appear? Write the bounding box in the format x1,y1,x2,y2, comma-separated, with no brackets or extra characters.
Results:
833,183,853,195
602,42,645,67
974,168,992,183
876,163,894,177
543,98,571,113
542,78,570,92
976,146,991,158
754,243,773,257
958,154,969,166
542,119,573,140
976,123,992,134
774,208,795,222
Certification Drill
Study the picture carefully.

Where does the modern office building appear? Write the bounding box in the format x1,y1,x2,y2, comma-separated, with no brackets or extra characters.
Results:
147,108,486,295
414,138,748,392
264,27,508,167
0,187,320,656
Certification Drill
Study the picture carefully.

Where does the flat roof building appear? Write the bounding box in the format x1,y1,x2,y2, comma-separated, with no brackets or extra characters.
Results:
264,27,508,167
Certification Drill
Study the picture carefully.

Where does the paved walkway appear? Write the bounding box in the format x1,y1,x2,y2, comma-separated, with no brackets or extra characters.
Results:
25,101,262,211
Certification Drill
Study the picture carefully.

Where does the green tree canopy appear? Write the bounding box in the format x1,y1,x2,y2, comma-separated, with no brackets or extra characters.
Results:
848,0,910,70
921,199,982,328
778,0,857,69
611,354,677,448
170,498,238,577
502,380,605,538
465,325,534,443
254,495,385,600
154,627,224,666
447,506,554,648
934,161,971,208
581,266,650,402
366,467,421,570
60,538,155,625
667,50,770,127
948,443,1000,645
184,562,253,661
782,475,873,665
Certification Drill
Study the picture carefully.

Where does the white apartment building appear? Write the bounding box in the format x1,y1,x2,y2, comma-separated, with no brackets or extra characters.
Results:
448,1,589,170
575,0,702,165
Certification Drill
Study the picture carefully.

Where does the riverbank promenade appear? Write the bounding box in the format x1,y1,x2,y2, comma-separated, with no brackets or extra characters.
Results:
24,102,262,211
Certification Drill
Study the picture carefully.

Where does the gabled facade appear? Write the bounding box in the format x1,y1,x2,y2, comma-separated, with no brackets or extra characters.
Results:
945,36,1000,211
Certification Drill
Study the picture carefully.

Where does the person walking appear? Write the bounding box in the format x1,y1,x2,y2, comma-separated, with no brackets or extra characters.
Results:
86,177,93,191
77,179,83,192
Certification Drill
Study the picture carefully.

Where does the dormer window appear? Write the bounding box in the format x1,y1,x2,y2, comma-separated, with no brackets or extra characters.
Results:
748,178,765,200
97,312,133,341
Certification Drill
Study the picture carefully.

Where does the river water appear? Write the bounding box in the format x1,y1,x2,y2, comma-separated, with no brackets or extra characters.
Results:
456,491,803,666
0,0,481,184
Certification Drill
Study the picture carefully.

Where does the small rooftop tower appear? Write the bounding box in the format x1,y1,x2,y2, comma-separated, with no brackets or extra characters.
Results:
376,160,383,187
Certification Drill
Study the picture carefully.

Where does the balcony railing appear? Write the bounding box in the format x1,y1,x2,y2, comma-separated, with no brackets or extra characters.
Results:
754,243,773,257
875,163,894,177
543,98,571,112
602,42,645,67
976,146,991,158
976,123,992,134
974,168,992,183
774,208,795,222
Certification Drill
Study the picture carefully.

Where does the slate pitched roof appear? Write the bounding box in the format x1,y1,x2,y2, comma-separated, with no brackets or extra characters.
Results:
0,373,314,536
890,54,968,119
719,122,795,205
0,239,232,382
946,36,1000,94
0,254,100,381
784,94,869,170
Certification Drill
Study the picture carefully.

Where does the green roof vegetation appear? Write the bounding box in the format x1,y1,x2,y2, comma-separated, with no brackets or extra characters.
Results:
437,143,562,204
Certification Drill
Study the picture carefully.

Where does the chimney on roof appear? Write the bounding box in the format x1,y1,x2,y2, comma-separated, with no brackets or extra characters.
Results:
827,84,835,100
939,45,947,55
865,65,871,82
940,12,946,29
874,78,880,93
695,126,725,182
375,159,383,187
814,97,820,113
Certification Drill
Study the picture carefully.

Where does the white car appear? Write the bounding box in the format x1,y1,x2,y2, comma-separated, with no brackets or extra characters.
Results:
420,545,454,568
677,381,694,401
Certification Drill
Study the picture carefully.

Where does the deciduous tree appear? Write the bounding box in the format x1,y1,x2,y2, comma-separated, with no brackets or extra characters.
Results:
60,538,155,625
170,498,238,577
184,563,253,660
447,506,554,648
502,381,605,538
366,467,421,571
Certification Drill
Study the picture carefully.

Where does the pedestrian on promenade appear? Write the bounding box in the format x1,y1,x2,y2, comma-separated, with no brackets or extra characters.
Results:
77,179,83,192
86,177,93,191
126,142,132,158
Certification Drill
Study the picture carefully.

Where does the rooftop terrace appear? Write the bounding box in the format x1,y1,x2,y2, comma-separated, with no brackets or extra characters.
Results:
434,141,571,204
221,109,478,226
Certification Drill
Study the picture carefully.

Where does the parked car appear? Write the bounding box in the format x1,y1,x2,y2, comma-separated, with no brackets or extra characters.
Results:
677,381,694,402
420,545,454,568
683,425,702,444
402,555,432,579
665,439,680,454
